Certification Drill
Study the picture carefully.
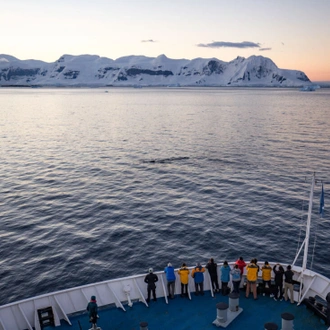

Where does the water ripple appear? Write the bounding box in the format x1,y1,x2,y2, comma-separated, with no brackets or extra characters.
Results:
0,88,330,305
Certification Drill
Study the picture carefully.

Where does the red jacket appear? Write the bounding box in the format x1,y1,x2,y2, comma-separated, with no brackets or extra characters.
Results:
235,259,246,275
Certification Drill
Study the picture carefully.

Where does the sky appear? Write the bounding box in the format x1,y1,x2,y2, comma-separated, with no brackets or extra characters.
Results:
1,0,330,81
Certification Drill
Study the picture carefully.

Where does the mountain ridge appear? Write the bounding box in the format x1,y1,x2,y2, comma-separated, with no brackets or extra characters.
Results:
0,54,311,87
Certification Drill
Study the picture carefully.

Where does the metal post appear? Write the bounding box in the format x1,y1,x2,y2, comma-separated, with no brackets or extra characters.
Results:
213,302,228,326
123,284,133,307
228,292,239,312
264,322,278,330
140,321,148,330
281,312,294,330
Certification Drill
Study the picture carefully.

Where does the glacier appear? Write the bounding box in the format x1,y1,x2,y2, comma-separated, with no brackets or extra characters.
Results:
0,54,311,87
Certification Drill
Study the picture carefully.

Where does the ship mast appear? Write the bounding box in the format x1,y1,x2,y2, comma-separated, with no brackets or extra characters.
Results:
302,173,315,271
292,173,315,269
292,173,316,304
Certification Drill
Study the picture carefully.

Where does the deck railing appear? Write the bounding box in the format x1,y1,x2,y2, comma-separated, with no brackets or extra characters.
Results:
0,261,329,330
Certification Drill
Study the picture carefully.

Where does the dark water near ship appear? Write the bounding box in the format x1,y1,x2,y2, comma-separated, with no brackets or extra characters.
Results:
1,87,329,306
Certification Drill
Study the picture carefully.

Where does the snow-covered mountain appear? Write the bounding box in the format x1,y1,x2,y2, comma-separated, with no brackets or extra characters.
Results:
0,54,311,87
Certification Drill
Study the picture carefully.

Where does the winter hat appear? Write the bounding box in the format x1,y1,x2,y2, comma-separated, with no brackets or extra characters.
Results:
149,267,153,273
91,295,96,301
168,263,172,267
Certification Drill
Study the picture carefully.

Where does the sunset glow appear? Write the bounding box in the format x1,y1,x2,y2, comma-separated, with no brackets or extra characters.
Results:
2,0,330,81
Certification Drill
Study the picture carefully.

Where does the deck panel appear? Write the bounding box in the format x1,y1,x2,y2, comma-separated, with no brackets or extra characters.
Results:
45,290,328,330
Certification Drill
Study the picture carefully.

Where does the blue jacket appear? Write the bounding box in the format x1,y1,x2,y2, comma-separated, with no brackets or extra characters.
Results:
164,266,176,282
221,265,231,282
191,266,205,283
231,268,241,282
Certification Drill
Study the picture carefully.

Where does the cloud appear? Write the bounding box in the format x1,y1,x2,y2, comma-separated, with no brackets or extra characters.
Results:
259,47,272,51
141,39,156,43
197,41,260,49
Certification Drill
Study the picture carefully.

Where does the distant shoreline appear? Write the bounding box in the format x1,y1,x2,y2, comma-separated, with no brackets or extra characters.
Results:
1,84,329,89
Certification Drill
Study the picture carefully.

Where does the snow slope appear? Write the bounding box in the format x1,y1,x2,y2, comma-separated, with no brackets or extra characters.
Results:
0,54,311,87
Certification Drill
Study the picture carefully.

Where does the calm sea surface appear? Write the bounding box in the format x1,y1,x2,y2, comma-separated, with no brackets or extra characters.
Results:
0,87,329,306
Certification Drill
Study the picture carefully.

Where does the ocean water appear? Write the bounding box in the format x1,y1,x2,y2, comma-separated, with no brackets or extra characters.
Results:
0,87,329,306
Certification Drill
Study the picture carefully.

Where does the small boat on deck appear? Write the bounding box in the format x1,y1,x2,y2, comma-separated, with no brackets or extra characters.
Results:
0,174,328,330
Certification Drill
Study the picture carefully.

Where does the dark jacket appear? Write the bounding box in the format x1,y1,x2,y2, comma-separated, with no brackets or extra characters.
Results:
273,265,284,284
326,291,330,304
87,301,98,318
206,261,218,277
144,273,158,289
284,270,294,284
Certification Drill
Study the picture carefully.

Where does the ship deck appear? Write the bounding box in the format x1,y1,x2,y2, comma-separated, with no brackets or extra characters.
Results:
45,290,327,330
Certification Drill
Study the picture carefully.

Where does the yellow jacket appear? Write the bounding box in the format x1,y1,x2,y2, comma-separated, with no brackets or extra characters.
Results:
261,265,272,281
178,267,190,284
246,263,258,282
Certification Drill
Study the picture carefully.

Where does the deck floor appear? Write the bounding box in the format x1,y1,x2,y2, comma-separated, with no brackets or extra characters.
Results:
45,291,328,330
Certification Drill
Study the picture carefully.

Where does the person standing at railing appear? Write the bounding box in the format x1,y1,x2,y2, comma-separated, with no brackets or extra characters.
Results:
235,256,247,279
164,263,176,299
144,268,158,303
206,258,220,293
261,261,273,297
178,263,190,298
191,263,206,295
246,259,258,300
87,295,98,325
220,261,231,296
273,264,284,301
284,265,294,304
231,264,241,294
